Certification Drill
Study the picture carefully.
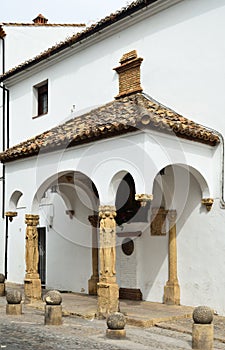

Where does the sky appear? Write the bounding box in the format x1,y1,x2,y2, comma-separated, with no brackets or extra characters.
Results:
0,0,133,25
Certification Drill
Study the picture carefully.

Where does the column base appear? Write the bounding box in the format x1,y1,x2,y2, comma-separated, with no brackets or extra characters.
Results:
192,323,214,350
88,275,99,295
97,282,119,319
24,278,42,303
0,283,5,296
163,281,180,305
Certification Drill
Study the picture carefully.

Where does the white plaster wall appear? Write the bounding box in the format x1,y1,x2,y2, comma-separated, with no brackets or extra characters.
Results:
40,193,92,293
138,225,168,302
177,192,225,315
7,206,26,283
4,26,84,71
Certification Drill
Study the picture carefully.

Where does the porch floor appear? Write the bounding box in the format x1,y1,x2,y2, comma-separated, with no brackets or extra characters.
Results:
5,282,193,328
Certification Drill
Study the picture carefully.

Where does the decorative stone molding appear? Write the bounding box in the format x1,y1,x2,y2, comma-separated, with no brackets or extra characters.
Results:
5,211,17,222
97,205,119,318
201,198,214,212
65,210,75,219
88,215,99,228
151,208,168,236
24,214,41,302
135,194,153,207
98,206,117,280
114,50,143,99
25,214,40,277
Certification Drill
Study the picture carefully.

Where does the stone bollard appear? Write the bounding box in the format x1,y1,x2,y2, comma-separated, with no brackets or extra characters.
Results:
192,306,214,350
6,290,22,315
0,273,5,296
106,312,126,339
44,290,62,325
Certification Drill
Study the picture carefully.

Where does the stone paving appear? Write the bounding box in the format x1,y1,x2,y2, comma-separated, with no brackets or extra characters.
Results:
0,284,225,349
0,306,225,350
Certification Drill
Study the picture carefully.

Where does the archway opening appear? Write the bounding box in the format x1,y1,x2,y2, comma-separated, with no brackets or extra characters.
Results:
115,173,149,226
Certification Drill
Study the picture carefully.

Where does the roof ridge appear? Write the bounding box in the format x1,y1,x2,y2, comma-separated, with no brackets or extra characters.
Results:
1,23,86,27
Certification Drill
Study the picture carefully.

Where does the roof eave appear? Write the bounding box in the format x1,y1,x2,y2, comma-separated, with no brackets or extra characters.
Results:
0,0,184,84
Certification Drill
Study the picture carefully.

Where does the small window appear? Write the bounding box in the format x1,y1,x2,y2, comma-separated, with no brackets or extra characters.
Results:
33,80,48,118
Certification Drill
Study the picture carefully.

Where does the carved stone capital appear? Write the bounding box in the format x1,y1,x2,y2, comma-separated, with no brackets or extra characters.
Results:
135,194,153,207
25,214,39,227
88,215,99,228
167,210,177,224
99,206,117,219
5,211,17,222
201,198,214,212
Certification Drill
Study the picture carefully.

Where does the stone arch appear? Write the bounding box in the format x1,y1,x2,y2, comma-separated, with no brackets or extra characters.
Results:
31,170,99,213
107,166,146,206
151,163,211,202
151,163,212,222
9,190,23,211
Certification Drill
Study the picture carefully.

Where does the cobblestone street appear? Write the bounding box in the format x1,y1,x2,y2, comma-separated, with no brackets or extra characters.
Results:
1,306,225,350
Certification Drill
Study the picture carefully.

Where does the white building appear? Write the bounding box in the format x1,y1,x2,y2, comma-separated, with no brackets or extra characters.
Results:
0,0,225,315
0,14,85,277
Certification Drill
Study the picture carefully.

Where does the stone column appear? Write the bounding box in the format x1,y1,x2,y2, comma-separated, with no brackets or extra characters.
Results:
88,215,99,295
97,205,119,318
24,214,41,302
163,210,180,305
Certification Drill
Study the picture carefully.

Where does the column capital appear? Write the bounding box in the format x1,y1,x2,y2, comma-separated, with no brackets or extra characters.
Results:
135,194,153,207
88,215,99,228
167,210,177,224
99,206,117,219
25,214,39,226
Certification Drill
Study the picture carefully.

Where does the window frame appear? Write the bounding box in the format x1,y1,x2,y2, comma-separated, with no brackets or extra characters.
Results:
33,80,48,119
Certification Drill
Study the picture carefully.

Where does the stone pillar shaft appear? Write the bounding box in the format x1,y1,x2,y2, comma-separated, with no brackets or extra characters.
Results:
24,214,41,302
168,213,178,283
163,210,180,305
88,215,99,295
97,205,119,318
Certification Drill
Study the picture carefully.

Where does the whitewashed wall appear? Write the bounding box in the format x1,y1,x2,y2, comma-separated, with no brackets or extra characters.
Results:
3,26,84,71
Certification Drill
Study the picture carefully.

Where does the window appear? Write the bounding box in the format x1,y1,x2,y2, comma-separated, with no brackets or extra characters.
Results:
33,80,48,118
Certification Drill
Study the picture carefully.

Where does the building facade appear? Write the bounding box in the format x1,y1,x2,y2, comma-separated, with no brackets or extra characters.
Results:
0,0,225,316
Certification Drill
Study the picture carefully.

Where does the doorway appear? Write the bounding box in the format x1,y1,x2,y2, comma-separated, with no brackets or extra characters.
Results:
38,227,46,286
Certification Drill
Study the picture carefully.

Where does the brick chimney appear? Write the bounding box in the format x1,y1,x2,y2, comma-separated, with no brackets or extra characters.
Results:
113,50,143,99
33,14,48,24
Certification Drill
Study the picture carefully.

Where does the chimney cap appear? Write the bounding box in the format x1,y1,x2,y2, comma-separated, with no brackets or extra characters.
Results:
33,14,48,24
114,50,143,99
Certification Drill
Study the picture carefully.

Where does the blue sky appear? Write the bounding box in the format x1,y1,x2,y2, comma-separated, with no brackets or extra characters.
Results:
1,0,132,24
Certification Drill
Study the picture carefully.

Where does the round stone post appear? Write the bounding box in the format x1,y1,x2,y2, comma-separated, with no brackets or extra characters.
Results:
0,273,6,296
192,306,214,350
44,290,63,325
97,205,119,319
6,290,22,315
106,312,126,339
24,214,42,302
163,210,180,305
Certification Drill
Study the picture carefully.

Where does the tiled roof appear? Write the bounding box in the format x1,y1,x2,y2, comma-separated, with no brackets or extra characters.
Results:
0,93,219,163
0,0,161,82
1,23,85,27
